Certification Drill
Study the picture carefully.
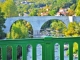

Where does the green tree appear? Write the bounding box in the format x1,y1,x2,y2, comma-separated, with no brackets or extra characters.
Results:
29,9,37,16
0,8,6,39
49,10,56,16
50,20,67,36
0,2,3,7
51,20,67,31
75,0,80,16
70,4,76,10
64,22,80,37
41,20,52,30
17,4,30,16
1,0,17,17
53,0,73,9
7,20,29,39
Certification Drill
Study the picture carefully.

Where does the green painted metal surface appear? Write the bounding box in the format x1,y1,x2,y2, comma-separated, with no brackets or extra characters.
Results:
0,37,80,60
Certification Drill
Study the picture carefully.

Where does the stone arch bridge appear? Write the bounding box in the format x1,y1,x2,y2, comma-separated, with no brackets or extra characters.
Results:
4,16,80,37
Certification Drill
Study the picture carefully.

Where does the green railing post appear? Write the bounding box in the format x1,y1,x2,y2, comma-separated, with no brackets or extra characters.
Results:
44,37,53,60
2,45,7,60
22,44,27,60
69,42,73,60
32,44,37,60
60,43,64,60
52,44,55,60
12,45,17,60
78,42,80,60
42,43,45,60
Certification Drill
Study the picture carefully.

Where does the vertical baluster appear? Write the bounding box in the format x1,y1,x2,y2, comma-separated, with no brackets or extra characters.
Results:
69,43,73,60
52,44,55,60
12,45,17,60
42,43,45,60
32,44,36,60
78,42,80,60
45,42,53,60
60,43,64,60
2,45,7,60
50,43,53,60
22,45,27,60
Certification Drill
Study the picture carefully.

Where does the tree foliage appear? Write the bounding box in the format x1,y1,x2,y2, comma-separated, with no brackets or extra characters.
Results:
7,20,32,39
41,20,67,37
49,10,56,16
55,0,72,8
13,0,75,16
0,0,77,16
64,22,80,37
41,20,52,30
29,9,37,16
50,20,67,32
70,4,76,10
1,0,17,17
75,0,80,16
0,8,6,39
66,9,75,16
51,20,67,37
0,2,3,7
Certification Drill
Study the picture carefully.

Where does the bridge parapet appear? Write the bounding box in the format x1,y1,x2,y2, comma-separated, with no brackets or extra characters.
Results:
0,37,79,60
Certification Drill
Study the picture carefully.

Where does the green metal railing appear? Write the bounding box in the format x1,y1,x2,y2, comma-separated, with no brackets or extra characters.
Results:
0,37,80,60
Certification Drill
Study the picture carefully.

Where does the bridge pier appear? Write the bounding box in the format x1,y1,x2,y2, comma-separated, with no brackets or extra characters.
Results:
33,30,41,38
69,16,73,22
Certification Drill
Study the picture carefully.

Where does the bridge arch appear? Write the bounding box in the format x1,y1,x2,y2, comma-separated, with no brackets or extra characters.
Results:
40,19,67,30
4,16,69,37
39,19,67,37
9,19,33,32
9,19,33,37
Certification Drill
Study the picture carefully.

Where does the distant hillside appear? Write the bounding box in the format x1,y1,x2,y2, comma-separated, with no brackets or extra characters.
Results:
0,0,77,5
13,0,54,5
0,0,78,17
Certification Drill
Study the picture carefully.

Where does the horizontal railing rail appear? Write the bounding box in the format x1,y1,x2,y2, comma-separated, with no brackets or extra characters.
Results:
0,37,80,60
